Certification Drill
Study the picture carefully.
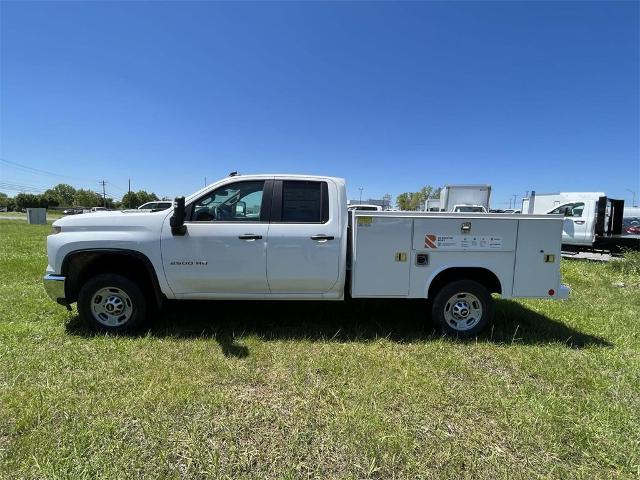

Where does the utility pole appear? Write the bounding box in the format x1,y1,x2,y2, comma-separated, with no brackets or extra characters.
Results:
512,194,518,210
100,180,107,207
627,189,637,208
359,187,363,204
128,179,131,209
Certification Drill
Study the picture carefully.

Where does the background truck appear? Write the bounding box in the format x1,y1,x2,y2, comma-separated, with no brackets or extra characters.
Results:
440,184,491,212
424,198,441,212
44,174,568,337
521,192,604,214
524,192,639,252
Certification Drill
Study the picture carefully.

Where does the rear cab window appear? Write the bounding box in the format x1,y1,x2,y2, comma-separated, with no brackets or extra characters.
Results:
273,180,329,223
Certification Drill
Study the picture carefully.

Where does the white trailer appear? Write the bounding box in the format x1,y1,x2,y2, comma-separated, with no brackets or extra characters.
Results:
440,184,491,212
44,174,568,338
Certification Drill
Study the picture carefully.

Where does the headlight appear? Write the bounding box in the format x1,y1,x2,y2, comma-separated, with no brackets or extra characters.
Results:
51,226,62,234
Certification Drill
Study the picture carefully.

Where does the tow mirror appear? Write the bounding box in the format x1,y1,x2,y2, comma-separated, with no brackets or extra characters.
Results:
170,197,187,236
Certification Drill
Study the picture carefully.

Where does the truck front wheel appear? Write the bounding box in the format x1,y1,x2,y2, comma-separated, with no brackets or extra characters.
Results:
431,280,494,337
78,274,147,332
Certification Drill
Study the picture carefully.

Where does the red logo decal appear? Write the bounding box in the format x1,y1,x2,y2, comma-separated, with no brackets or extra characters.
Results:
424,234,438,249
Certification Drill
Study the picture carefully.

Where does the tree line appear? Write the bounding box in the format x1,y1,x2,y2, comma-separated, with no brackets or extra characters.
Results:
0,183,163,211
395,185,441,211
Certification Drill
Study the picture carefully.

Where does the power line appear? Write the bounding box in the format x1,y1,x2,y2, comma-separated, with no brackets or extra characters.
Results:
0,157,100,183
106,181,126,192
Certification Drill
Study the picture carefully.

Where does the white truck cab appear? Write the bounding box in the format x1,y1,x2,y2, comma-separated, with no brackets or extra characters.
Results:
44,173,569,337
543,197,638,251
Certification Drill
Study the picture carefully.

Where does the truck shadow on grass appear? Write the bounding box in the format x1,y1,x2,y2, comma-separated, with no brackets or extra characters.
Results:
65,298,611,357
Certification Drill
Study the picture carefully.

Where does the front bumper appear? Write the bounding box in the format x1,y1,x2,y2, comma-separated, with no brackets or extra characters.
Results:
557,283,570,300
43,274,67,306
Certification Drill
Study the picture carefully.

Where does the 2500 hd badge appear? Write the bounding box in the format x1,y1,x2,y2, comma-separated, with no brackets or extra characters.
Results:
169,261,208,266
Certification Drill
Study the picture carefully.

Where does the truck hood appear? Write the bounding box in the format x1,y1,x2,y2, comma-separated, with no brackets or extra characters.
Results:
53,209,171,230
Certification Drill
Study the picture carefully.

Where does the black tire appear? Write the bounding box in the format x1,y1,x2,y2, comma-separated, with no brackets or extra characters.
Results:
78,273,147,332
431,279,494,338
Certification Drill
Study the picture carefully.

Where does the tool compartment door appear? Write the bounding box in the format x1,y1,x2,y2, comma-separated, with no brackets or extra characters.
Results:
351,216,412,296
512,219,562,297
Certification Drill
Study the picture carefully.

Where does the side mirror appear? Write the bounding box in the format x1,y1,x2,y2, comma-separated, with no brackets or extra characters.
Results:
170,197,187,236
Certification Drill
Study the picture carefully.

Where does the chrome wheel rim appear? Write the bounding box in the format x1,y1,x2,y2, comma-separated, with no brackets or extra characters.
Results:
90,287,133,327
443,292,483,331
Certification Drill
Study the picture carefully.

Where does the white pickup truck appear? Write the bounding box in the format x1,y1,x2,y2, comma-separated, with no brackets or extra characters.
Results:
44,174,569,337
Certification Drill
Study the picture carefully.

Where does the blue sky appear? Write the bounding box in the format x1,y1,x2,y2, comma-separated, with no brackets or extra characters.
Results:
1,1,638,207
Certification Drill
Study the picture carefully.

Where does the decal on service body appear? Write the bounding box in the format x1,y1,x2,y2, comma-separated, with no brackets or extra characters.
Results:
424,234,502,250
357,216,373,227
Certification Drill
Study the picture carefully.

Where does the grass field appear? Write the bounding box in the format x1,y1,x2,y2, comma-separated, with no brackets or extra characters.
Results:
1,219,639,479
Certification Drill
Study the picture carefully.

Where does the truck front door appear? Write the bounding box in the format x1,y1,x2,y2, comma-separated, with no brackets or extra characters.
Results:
549,202,591,245
161,180,271,295
266,180,342,293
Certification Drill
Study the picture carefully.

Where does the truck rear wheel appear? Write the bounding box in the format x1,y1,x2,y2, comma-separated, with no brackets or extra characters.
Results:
431,280,494,337
78,274,147,332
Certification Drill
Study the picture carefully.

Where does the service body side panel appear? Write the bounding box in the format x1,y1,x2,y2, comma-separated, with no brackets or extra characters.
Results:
513,218,563,297
350,212,563,300
410,217,518,299
351,216,413,296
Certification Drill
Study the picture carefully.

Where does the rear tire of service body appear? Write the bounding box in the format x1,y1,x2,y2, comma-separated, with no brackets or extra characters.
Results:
78,273,147,333
431,280,494,338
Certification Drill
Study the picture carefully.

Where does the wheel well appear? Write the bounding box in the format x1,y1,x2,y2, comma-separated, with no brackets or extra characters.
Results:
63,250,163,306
427,267,502,299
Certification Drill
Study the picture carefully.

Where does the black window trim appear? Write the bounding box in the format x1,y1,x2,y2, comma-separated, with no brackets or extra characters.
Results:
185,179,273,224
270,179,329,224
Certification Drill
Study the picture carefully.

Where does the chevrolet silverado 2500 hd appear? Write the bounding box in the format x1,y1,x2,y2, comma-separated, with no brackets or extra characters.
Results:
44,174,569,337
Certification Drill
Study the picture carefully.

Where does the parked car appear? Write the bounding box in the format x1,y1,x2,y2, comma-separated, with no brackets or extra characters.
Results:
90,207,108,213
623,217,640,235
347,204,383,212
63,208,85,215
138,201,172,211
452,205,487,213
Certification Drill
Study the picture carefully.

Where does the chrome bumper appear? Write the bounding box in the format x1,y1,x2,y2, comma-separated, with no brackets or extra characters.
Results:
43,274,67,305
557,283,570,300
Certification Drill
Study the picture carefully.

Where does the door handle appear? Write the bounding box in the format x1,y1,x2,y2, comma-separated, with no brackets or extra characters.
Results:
310,234,334,241
238,234,262,240
574,220,585,225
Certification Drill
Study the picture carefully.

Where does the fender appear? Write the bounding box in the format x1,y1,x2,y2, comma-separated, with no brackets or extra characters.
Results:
61,248,166,308
425,264,504,299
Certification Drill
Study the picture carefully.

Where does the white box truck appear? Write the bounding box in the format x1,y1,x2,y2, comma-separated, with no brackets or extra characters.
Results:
440,184,491,212
44,174,568,338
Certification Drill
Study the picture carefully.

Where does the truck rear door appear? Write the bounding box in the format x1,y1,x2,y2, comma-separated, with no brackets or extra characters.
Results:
266,180,342,293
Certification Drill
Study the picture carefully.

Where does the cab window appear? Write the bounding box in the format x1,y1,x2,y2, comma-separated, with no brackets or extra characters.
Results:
550,202,584,217
281,181,326,223
191,181,264,222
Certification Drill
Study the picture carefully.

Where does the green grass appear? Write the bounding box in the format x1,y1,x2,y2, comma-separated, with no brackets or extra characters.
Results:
0,210,64,220
1,219,639,479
